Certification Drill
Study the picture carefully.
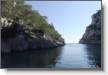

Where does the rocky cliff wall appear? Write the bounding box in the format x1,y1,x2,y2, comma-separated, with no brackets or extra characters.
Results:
1,24,64,53
79,10,101,44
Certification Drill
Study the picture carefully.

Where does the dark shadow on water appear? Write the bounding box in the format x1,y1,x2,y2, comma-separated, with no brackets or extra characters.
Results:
1,47,63,68
1,44,102,71
85,44,101,68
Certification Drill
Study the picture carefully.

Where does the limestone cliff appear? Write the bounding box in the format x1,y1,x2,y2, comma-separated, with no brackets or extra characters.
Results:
1,24,64,53
79,10,101,44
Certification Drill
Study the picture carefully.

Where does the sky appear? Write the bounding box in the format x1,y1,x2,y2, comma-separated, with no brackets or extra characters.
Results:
26,1,101,43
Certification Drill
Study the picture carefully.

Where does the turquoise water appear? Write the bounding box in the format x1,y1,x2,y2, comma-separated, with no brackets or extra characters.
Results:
1,44,101,69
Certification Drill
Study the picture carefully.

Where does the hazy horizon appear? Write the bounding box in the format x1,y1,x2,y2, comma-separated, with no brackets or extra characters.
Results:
26,1,101,43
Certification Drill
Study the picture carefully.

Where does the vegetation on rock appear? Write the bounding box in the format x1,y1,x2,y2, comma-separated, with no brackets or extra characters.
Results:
1,0,64,43
1,0,64,52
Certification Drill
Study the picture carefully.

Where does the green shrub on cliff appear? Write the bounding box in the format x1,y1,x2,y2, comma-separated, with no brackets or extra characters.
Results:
1,0,64,42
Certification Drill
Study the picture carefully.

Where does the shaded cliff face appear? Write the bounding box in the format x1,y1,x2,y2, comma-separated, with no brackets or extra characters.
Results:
79,10,101,44
1,23,64,53
1,0,65,53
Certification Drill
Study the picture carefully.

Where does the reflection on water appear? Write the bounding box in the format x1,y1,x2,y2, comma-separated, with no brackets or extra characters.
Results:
1,44,101,69
85,44,101,68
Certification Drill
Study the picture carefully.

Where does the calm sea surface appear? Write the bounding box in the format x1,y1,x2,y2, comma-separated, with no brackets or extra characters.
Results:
1,44,101,69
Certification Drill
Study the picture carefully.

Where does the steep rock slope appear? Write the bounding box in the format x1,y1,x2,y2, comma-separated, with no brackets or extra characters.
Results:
79,10,101,44
1,24,64,53
1,0,65,53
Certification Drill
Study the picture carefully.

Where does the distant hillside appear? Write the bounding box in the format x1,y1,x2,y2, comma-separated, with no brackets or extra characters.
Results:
79,10,101,44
